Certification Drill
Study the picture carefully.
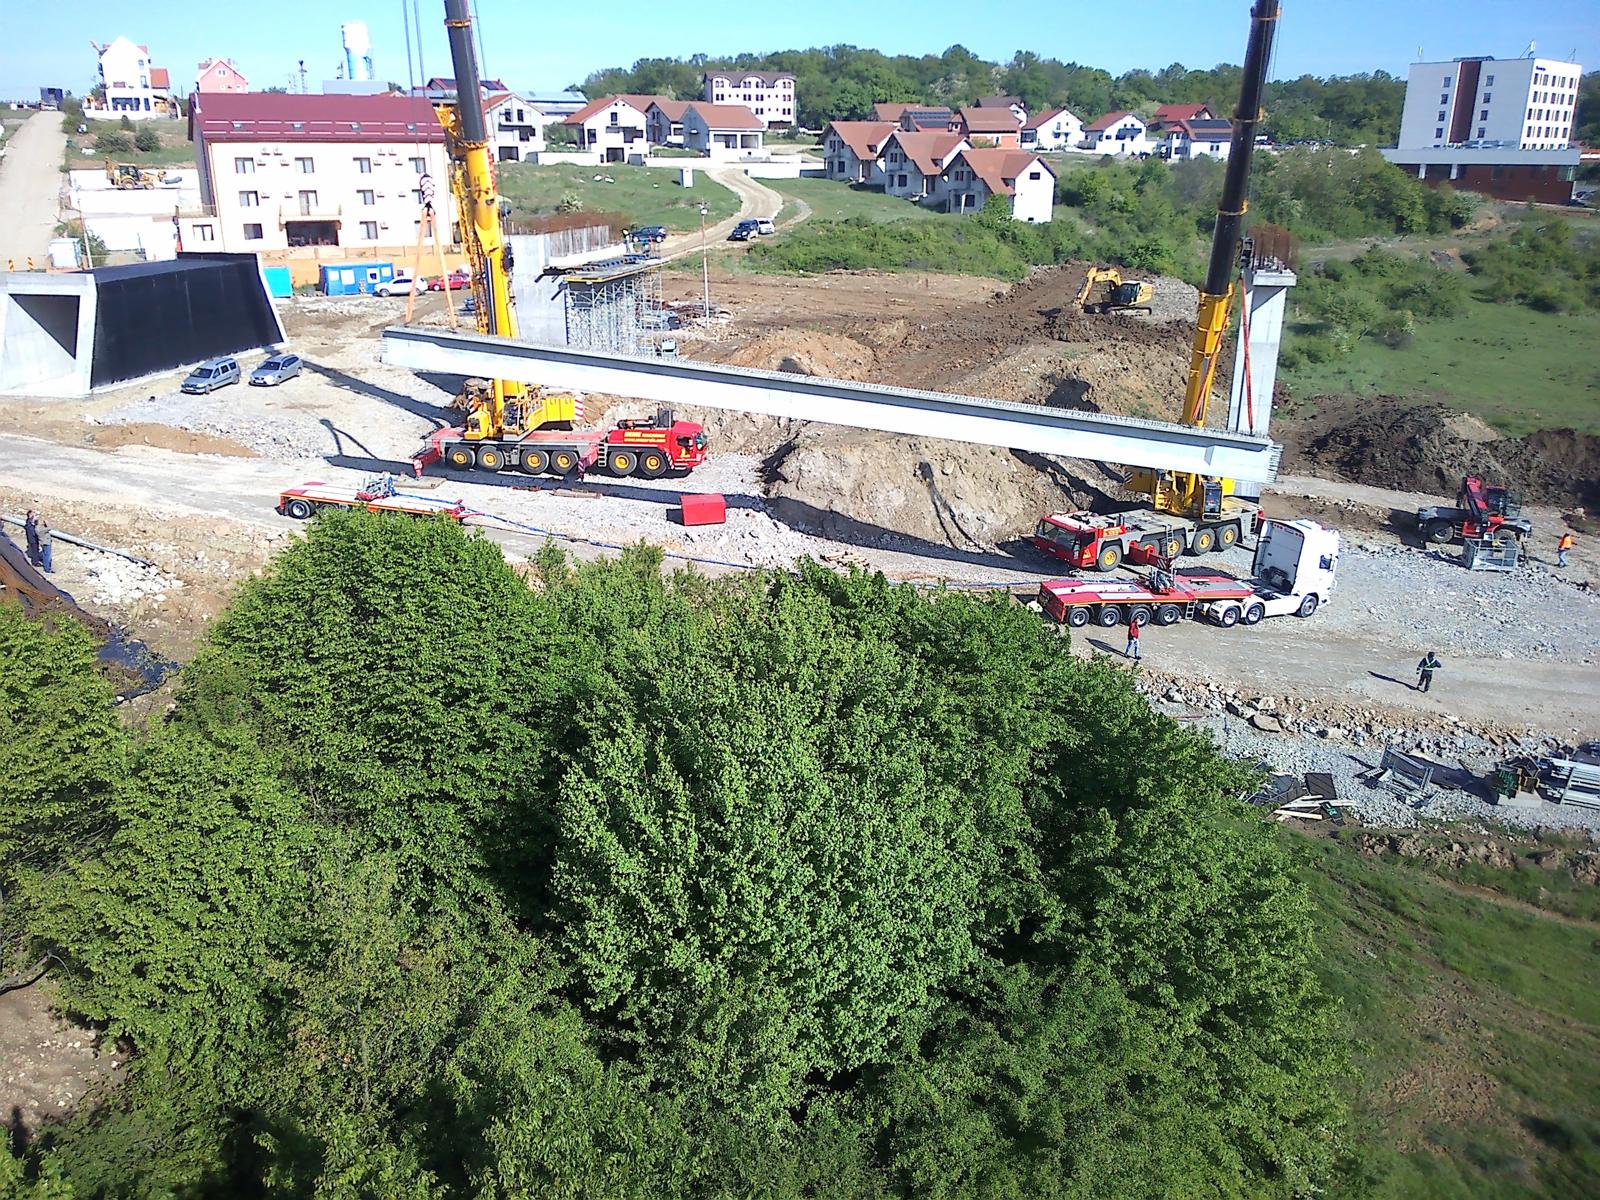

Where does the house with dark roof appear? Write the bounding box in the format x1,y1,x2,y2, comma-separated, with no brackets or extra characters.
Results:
1161,117,1235,161
1021,107,1083,151
935,147,1056,221
955,106,1023,148
975,95,1029,123
1148,102,1214,134
1081,110,1150,155
644,99,692,145
185,91,455,261
879,130,970,201
681,103,765,158
702,69,796,128
414,76,510,99
821,121,898,183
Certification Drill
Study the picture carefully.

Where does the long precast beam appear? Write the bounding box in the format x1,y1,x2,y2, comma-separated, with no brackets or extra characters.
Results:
381,327,1282,484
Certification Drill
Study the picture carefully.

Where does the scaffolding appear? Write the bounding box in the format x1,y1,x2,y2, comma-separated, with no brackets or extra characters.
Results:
560,257,664,356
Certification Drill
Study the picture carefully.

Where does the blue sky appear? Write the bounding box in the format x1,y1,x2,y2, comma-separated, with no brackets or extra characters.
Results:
1,0,1593,99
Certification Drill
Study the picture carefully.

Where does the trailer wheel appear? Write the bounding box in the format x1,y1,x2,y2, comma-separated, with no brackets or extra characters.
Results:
1424,520,1455,544
1242,602,1266,626
1190,527,1216,554
1218,523,1240,549
1161,535,1183,558
477,446,506,472
1297,594,1320,618
549,449,579,476
607,449,638,476
1154,603,1182,626
1218,604,1240,628
445,444,475,470
1126,604,1152,629
1066,605,1091,628
638,449,668,479
1095,543,1123,572
1096,604,1121,627
284,498,314,520
519,449,549,475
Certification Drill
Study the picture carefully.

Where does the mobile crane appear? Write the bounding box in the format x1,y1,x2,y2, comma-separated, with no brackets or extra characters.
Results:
417,0,708,480
1034,0,1282,571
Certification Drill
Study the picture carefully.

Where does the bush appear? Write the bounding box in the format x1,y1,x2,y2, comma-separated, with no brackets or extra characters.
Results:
96,129,133,155
118,114,133,131
133,126,160,153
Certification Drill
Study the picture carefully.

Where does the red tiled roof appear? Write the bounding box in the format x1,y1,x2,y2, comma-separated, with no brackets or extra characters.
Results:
684,102,763,131
885,130,966,175
958,107,1021,133
1024,107,1080,130
872,103,909,122
822,120,897,160
975,96,1023,109
1153,102,1210,123
563,95,651,125
645,98,691,122
149,67,170,90
1173,118,1235,141
949,148,1053,196
190,91,447,143
1085,110,1141,132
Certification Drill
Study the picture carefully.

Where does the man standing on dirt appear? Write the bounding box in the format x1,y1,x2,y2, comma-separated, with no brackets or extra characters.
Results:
1557,532,1575,568
1416,651,1442,693
35,516,53,573
1126,616,1142,662
23,510,40,567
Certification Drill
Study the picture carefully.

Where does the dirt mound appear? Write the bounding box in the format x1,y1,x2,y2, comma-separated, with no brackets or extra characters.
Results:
717,331,876,381
1282,397,1600,508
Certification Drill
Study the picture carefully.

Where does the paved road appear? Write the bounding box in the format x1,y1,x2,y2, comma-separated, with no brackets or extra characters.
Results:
657,168,784,264
0,113,67,268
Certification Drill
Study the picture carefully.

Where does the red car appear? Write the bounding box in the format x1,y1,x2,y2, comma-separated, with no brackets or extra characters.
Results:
428,269,472,291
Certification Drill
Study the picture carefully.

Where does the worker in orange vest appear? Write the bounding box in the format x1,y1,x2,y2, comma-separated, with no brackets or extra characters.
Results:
1557,532,1575,568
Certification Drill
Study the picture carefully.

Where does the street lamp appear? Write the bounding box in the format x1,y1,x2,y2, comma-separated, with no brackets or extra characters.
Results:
698,203,710,320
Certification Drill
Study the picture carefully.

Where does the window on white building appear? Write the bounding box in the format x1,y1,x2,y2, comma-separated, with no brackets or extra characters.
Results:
1437,110,1446,121
234,157,254,174
1442,76,1450,86
359,189,375,205
361,221,379,239
243,222,263,240
1439,94,1448,104
1480,110,1488,120
196,224,215,241
1485,74,1494,86
1477,126,1486,138
410,156,426,172
297,190,318,214
355,157,372,173
238,190,259,207
1483,93,1491,103
1435,127,1444,139
295,157,314,173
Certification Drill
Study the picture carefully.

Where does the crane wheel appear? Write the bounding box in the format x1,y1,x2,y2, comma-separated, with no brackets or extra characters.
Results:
1155,603,1182,626
1161,536,1182,557
1191,528,1216,555
1095,543,1123,572
1095,605,1121,628
1218,523,1240,549
550,449,579,475
638,450,668,479
1066,606,1091,629
607,450,638,476
520,449,549,475
477,447,505,472
445,444,475,470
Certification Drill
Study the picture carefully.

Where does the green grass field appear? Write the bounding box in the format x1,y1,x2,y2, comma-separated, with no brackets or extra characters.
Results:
766,177,947,223
1280,300,1600,436
1301,832,1600,1198
67,118,195,169
494,162,741,231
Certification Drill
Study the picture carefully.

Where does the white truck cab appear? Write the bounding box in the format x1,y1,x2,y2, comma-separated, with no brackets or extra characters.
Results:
1197,519,1340,626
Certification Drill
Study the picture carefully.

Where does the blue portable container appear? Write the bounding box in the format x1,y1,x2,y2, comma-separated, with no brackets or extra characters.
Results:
319,262,395,296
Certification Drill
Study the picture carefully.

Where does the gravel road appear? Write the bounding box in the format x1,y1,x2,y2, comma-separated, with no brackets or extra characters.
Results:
0,112,66,267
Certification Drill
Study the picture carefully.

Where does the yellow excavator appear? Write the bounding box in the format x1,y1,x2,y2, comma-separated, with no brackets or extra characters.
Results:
1125,0,1280,535
433,0,576,461
1076,266,1153,315
106,160,156,189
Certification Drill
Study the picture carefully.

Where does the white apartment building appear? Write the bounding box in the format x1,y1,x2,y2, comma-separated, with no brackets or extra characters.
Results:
90,36,176,119
702,70,795,128
186,92,456,260
1397,55,1583,149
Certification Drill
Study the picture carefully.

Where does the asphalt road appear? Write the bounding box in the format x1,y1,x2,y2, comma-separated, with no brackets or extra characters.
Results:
0,113,67,268
657,168,784,263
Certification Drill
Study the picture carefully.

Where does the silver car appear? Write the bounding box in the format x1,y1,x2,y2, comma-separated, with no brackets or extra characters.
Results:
250,353,303,386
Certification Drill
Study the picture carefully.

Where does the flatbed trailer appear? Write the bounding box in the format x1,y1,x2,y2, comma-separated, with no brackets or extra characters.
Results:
413,407,709,480
276,481,469,522
1033,504,1263,573
1038,570,1255,629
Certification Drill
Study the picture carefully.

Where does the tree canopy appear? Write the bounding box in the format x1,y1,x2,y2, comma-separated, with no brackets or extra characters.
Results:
582,45,1403,143
3,514,1348,1197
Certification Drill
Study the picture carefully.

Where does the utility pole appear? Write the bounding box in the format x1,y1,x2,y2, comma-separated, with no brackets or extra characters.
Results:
699,203,710,319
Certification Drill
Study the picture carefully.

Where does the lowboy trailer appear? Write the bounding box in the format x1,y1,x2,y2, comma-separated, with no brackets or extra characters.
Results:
414,407,708,480
276,480,469,522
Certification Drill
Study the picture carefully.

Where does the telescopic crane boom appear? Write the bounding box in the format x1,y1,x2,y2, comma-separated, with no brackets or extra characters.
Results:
1128,0,1279,522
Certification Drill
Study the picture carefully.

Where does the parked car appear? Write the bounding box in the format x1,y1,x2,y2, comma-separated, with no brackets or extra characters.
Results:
180,357,241,394
250,353,303,386
628,225,669,244
375,273,422,297
728,219,761,242
754,217,776,235
428,268,472,291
